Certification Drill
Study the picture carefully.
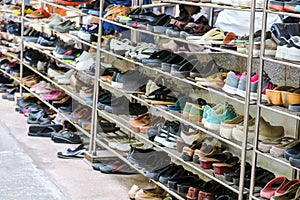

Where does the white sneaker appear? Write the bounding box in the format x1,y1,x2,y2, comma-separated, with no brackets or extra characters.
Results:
75,51,93,63
284,36,300,62
76,57,95,71
54,69,74,80
48,14,64,29
78,31,91,42
48,68,62,78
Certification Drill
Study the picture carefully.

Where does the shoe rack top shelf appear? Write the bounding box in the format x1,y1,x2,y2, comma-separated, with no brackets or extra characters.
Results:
266,9,300,19
22,61,92,108
100,48,254,105
93,136,186,200
262,56,300,70
100,18,256,59
99,77,253,151
259,103,300,121
255,149,300,172
21,84,92,138
97,109,249,195
161,0,262,11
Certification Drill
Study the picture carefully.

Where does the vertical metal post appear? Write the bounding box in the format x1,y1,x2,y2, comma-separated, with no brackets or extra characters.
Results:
89,0,104,156
19,0,25,96
248,0,268,199
238,1,257,200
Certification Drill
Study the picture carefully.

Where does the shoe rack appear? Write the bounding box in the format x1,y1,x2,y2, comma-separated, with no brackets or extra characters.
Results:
1,0,289,199
249,1,300,199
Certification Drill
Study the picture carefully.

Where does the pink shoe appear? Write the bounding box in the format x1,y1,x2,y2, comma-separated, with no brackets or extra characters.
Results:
40,90,64,100
260,176,289,199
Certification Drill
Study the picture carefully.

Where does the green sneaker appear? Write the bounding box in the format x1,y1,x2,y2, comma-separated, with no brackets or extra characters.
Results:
204,103,237,131
182,102,193,118
189,104,204,122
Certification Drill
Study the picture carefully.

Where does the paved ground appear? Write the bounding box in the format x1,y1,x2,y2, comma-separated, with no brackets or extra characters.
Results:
0,97,149,200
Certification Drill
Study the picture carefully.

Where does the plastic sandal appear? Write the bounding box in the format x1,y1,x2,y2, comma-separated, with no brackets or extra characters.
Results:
260,176,289,199
26,7,51,19
28,124,62,137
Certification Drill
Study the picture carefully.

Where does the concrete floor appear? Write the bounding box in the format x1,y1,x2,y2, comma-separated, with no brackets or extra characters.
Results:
0,97,150,200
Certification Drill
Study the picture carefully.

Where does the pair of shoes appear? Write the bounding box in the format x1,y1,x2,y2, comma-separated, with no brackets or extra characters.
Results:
154,120,181,149
260,176,300,199
222,71,262,99
57,144,86,159
53,40,83,60
220,115,256,142
275,36,300,62
203,103,238,131
187,28,226,45
28,124,62,137
129,113,165,133
182,99,207,122
128,184,167,200
284,140,300,168
266,86,300,108
181,139,204,161
127,146,171,172
27,109,53,124
52,129,82,144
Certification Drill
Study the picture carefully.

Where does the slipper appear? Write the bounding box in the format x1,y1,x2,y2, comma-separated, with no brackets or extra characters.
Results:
92,160,122,171
26,7,51,19
57,149,85,159
28,124,63,137
99,163,138,174
260,176,289,199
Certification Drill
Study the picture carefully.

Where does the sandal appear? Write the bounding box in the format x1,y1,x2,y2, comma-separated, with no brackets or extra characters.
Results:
104,5,132,21
26,7,51,19
182,16,212,38
260,176,289,199
28,124,63,137
27,110,52,125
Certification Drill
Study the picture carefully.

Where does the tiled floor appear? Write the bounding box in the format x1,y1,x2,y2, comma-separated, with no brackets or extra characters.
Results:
0,97,149,200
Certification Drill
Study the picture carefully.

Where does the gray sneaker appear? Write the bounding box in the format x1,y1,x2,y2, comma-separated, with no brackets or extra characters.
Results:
236,73,259,99
222,71,243,95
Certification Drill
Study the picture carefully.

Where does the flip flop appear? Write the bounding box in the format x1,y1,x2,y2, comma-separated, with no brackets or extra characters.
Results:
57,149,85,159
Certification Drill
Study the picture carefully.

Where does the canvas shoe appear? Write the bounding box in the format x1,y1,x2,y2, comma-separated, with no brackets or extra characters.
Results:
232,118,255,142
204,103,237,131
76,57,96,71
284,36,300,62
202,104,222,124
275,36,289,60
220,115,244,139
48,14,64,29
75,51,94,62
222,71,245,95
188,104,204,122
